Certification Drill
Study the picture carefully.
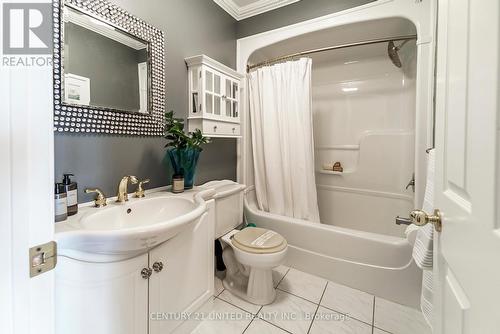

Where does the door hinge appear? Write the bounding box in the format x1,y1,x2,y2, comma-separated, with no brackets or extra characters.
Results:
30,241,57,278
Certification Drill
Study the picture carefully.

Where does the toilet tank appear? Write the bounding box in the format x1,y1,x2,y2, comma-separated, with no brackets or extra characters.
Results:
200,180,246,238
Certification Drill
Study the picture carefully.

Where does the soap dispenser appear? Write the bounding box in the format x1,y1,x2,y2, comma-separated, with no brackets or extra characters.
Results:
62,173,78,216
55,183,67,222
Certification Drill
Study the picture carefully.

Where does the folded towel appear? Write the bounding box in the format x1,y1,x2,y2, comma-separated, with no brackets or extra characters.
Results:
405,223,420,246
406,148,435,330
421,270,433,330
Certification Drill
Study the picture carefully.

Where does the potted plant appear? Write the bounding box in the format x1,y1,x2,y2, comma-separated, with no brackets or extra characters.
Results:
164,111,209,189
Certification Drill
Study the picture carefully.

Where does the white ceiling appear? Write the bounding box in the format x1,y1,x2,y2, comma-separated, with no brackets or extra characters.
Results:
213,0,301,21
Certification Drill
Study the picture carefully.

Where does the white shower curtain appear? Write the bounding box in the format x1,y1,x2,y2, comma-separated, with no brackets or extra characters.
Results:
248,58,320,223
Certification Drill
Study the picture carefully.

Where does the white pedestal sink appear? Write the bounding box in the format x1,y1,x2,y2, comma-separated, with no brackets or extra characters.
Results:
55,187,217,334
55,188,215,260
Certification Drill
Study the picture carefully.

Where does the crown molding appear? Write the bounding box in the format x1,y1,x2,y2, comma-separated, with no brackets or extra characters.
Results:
213,0,301,21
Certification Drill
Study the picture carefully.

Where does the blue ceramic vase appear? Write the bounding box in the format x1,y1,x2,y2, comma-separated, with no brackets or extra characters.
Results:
166,147,201,189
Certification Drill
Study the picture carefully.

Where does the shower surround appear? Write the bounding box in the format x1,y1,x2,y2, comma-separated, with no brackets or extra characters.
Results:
238,0,435,307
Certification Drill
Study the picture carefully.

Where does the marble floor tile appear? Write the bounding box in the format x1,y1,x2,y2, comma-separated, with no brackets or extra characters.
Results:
258,290,317,334
374,297,432,334
277,268,327,303
190,298,253,334
217,289,262,315
320,281,374,324
244,318,289,334
272,265,290,287
309,306,373,334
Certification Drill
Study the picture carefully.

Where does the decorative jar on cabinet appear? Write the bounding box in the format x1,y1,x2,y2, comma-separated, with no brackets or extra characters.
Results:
185,55,244,138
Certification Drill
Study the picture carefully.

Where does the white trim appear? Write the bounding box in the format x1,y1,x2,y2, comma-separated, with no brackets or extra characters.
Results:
0,62,14,334
213,0,301,21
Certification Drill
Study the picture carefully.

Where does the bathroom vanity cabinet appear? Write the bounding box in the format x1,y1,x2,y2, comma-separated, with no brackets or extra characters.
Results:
56,204,215,334
185,54,243,138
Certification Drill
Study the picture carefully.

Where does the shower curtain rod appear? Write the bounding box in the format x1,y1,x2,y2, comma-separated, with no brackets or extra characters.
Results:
246,34,417,72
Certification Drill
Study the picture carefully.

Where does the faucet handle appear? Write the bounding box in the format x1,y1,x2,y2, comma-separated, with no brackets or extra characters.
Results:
85,188,107,208
135,179,150,198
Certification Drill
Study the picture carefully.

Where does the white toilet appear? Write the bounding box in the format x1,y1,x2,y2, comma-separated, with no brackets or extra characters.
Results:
201,180,288,305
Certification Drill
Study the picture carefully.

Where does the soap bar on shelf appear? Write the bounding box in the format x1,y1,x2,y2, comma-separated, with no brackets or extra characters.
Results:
322,161,343,172
322,163,334,170
332,162,343,172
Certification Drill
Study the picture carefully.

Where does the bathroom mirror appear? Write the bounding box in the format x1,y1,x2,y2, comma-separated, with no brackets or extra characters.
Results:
63,6,149,113
53,0,165,136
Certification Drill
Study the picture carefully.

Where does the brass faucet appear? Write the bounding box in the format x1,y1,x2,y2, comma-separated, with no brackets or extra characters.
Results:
85,188,107,208
135,178,150,198
116,175,138,203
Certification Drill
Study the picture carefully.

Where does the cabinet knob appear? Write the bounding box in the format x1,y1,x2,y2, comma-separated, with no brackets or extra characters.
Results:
213,126,217,132
141,267,152,279
232,127,235,133
152,261,164,273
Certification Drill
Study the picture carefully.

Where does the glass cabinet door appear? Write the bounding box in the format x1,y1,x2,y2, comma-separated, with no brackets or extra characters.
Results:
213,73,221,115
203,68,239,120
232,81,239,118
204,70,213,114
225,78,232,117
191,67,200,114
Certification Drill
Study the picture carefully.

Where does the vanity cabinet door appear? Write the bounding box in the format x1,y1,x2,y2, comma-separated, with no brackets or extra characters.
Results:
56,254,149,334
148,212,214,334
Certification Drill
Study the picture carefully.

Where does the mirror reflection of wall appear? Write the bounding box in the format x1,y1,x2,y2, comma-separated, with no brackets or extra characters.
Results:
63,6,149,113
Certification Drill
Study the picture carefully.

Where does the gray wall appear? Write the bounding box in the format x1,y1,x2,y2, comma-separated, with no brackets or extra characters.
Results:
55,0,237,203
65,22,145,111
236,0,375,38
55,0,375,203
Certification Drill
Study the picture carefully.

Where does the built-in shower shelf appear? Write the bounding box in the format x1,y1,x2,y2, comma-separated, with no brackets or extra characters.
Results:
315,144,360,151
316,170,353,175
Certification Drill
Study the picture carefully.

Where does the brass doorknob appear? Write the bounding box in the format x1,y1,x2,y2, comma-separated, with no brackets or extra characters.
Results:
410,209,442,232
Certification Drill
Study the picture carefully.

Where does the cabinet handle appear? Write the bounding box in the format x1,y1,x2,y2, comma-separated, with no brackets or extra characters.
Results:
232,127,235,133
213,126,217,132
141,267,152,279
152,261,164,273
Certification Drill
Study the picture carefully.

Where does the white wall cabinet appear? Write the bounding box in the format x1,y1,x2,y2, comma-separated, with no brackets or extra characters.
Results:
56,206,215,334
185,55,244,138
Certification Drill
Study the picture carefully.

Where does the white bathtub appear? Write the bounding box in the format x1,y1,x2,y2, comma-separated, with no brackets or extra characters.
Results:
244,188,422,308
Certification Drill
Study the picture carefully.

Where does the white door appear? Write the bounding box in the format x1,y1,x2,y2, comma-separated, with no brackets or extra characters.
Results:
1,2,55,333
433,0,500,333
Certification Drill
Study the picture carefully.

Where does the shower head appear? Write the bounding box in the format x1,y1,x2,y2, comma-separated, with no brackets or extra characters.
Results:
387,40,410,68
